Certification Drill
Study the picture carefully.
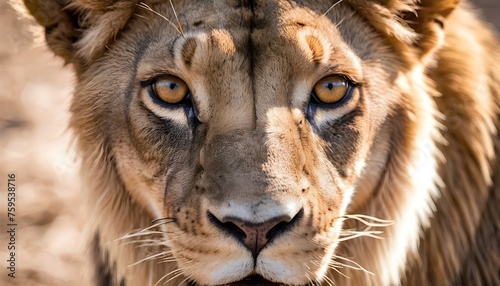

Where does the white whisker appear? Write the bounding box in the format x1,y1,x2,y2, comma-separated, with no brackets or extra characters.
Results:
331,255,374,275
340,214,394,227
335,12,355,28
116,231,165,241
168,0,184,36
128,252,170,267
136,2,183,36
323,271,341,285
161,269,187,285
323,0,344,17
154,269,183,286
338,229,385,241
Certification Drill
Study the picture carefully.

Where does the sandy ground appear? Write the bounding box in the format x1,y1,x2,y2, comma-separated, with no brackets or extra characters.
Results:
0,1,498,286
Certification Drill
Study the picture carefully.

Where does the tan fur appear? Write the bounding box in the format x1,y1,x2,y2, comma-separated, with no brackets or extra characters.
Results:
24,0,499,285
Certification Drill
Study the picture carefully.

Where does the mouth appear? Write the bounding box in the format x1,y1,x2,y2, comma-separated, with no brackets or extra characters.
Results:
189,275,318,286
225,275,284,285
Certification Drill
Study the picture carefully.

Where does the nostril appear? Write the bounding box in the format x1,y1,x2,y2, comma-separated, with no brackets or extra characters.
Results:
266,208,303,241
223,221,247,240
207,208,304,258
207,211,247,241
266,220,290,240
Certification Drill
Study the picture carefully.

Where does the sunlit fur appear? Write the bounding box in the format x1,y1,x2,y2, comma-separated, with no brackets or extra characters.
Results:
24,0,499,285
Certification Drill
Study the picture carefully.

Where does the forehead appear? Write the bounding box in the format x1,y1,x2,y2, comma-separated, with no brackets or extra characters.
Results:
135,0,361,75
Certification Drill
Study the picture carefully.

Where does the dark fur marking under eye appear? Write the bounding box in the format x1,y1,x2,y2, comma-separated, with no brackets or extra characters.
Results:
319,108,364,177
127,102,192,164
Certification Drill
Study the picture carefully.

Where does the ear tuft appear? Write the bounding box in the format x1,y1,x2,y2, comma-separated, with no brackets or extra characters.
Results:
348,0,419,46
23,0,138,66
23,0,81,62
403,0,460,62
348,0,460,66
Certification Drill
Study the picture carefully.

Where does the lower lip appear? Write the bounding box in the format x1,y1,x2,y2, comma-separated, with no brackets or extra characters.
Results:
189,275,320,286
190,275,286,286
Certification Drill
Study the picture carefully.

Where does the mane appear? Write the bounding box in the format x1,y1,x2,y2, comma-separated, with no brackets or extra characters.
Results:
337,2,500,284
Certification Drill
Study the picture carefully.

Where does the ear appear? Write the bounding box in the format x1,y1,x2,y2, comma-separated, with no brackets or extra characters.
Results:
403,0,460,63
349,0,460,65
23,0,137,67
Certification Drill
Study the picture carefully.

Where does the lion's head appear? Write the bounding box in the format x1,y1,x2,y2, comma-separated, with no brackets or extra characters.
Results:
24,0,500,285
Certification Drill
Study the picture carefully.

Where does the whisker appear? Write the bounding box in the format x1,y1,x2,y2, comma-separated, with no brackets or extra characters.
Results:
304,271,315,286
159,257,183,264
335,12,355,28
340,214,394,227
323,272,340,285
136,2,183,36
154,269,183,286
118,238,163,246
327,264,351,280
141,222,171,233
168,0,184,36
331,255,374,275
330,261,373,275
323,0,344,17
116,222,180,242
127,252,170,268
150,217,176,226
134,12,148,20
178,274,194,286
161,269,187,285
116,231,166,241
338,230,385,241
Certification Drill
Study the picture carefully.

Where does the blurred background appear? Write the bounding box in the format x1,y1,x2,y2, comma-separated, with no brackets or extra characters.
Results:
0,0,498,285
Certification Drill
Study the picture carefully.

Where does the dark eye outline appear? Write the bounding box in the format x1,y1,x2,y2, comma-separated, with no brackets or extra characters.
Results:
143,75,192,108
310,75,358,108
140,75,200,126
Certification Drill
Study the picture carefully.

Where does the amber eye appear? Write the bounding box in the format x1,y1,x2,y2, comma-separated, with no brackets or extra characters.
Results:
312,75,350,105
151,75,189,105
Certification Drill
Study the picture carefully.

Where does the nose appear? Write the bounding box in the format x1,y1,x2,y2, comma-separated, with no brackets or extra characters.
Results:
208,209,303,258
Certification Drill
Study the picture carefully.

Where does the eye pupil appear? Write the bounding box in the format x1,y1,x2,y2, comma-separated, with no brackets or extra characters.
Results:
150,75,189,105
313,75,351,105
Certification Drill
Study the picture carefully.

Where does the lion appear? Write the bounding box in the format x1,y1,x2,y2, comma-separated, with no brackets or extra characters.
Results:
23,0,499,285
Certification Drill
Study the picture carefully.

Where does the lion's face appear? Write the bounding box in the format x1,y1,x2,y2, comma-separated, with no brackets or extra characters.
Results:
23,0,500,284
68,1,408,284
